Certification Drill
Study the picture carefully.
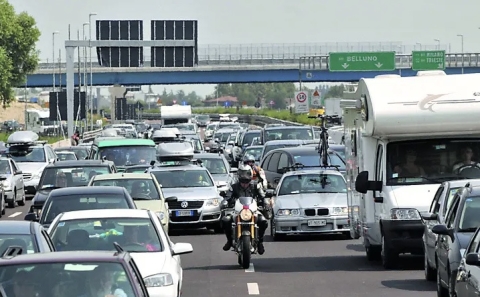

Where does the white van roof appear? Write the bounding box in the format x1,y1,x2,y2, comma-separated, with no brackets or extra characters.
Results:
7,131,40,145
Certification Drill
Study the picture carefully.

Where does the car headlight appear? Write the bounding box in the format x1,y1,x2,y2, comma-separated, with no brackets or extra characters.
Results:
277,209,300,216
239,209,253,221
156,211,165,221
331,207,348,215
206,198,220,206
390,208,421,220
143,273,173,287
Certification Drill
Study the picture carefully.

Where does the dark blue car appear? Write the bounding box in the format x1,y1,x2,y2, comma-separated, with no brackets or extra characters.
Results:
0,221,55,255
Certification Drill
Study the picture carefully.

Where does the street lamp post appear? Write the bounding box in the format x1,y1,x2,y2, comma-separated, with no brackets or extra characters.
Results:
89,13,97,131
457,34,464,74
82,23,89,129
52,31,59,134
434,39,440,50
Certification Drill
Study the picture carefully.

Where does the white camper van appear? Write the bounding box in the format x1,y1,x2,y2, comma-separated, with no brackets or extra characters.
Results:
342,72,480,269
25,109,58,135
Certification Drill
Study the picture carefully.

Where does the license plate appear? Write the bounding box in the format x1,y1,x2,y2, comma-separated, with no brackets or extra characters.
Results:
176,210,193,217
308,220,326,227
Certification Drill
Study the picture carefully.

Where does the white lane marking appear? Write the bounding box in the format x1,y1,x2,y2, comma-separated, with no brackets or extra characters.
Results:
8,212,22,218
245,263,255,273
247,283,260,295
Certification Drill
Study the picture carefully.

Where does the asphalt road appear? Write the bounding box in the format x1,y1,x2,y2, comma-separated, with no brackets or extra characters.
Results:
5,201,436,297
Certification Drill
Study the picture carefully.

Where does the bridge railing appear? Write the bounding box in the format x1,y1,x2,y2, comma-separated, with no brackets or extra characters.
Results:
36,42,450,69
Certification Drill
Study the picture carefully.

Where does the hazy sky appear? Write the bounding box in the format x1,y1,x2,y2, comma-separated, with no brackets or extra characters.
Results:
9,0,480,97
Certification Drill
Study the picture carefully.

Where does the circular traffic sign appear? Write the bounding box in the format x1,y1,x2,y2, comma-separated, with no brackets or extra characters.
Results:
296,92,307,103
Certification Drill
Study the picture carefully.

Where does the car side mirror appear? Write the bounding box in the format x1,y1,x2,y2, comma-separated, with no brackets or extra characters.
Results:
165,196,177,202
14,170,22,175
432,224,454,240
172,243,193,256
265,189,274,198
421,212,438,220
466,253,480,266
24,213,38,222
355,171,382,194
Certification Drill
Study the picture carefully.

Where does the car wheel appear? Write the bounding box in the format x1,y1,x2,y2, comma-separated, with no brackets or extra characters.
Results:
18,192,25,206
7,190,15,208
381,235,398,269
436,261,448,297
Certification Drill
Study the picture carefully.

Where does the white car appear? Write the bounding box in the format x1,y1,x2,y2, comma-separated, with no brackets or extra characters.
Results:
55,151,78,161
0,157,25,208
47,209,193,297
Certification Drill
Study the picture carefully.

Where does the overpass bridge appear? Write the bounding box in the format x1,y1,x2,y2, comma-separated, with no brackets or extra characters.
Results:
25,42,479,87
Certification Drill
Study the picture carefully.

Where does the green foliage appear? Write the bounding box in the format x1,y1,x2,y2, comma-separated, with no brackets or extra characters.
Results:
324,85,344,99
159,89,204,107
0,0,40,107
0,133,63,144
194,107,319,126
211,83,296,108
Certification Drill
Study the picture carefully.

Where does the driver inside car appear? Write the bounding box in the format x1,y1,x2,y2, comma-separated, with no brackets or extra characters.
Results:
452,146,480,173
122,225,157,251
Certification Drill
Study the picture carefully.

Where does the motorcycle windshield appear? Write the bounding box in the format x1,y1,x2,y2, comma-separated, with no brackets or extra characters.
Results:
238,196,254,205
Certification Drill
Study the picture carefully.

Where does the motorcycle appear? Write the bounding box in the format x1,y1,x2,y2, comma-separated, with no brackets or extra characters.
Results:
220,194,259,269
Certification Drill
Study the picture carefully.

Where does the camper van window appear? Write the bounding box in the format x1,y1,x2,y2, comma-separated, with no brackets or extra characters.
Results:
99,146,156,167
265,128,313,141
151,170,214,188
387,139,480,185
8,146,46,163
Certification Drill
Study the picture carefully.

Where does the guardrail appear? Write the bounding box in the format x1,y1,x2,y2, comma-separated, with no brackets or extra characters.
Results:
82,128,103,142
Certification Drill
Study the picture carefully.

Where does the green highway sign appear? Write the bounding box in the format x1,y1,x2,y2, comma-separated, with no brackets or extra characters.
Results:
412,50,445,71
328,52,396,72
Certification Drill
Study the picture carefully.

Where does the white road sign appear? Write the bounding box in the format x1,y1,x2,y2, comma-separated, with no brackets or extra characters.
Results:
294,91,309,113
312,89,321,106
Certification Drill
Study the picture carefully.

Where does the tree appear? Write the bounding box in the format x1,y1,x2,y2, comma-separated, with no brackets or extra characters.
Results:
0,0,40,107
211,83,296,107
324,85,344,99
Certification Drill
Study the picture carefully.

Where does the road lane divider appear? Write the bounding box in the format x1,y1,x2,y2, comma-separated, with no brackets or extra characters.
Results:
8,212,22,218
245,263,255,273
247,283,260,295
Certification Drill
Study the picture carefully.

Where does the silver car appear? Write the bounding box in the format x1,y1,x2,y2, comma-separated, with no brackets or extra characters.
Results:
0,157,25,208
266,169,349,240
194,153,237,193
148,164,224,233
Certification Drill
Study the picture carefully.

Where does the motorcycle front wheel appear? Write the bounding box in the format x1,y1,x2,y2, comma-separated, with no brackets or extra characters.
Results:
241,236,251,269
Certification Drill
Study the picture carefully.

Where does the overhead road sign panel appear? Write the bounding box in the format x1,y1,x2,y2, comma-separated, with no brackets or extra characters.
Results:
328,51,396,71
412,50,445,71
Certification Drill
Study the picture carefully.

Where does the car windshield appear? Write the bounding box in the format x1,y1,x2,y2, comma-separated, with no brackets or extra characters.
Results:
0,234,36,255
56,152,77,161
197,115,209,121
0,262,135,297
99,146,156,167
459,196,480,231
41,195,131,225
39,166,111,189
263,144,301,156
50,218,163,252
265,128,313,141
278,173,347,196
214,133,231,142
244,147,263,161
293,153,345,170
387,139,480,185
91,178,160,200
242,132,261,146
206,124,217,130
151,170,214,188
0,160,11,174
202,158,228,175
330,146,346,160
57,148,89,160
7,146,45,163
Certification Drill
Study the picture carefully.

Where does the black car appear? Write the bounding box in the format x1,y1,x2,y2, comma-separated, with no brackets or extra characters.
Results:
0,221,55,254
260,146,346,189
30,160,117,214
25,186,137,228
0,250,149,297
54,146,90,160
433,185,480,297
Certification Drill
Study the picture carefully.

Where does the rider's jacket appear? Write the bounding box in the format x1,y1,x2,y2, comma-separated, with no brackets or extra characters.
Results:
226,181,264,202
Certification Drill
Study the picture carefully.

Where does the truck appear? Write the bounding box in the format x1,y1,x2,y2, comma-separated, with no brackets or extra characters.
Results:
25,109,59,135
342,71,480,269
160,105,191,125
324,98,342,124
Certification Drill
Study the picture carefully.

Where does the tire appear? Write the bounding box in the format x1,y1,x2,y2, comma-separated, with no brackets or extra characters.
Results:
424,251,436,281
241,236,251,269
343,231,354,239
7,190,15,208
381,235,399,269
270,218,285,241
18,191,25,206
366,245,381,261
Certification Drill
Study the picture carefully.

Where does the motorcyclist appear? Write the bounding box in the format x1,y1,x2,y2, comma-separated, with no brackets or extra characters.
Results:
221,164,268,255
243,154,267,192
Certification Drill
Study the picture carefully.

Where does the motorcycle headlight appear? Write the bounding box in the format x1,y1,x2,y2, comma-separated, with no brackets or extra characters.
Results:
277,209,300,216
206,198,220,206
239,209,253,221
143,273,173,287
331,207,348,215
390,208,421,220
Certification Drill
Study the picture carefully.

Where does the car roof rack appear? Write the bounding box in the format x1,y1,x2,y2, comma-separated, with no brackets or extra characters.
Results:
6,131,46,146
1,246,23,258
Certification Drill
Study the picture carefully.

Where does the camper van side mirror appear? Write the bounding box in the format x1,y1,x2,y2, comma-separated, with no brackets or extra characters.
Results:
355,171,382,194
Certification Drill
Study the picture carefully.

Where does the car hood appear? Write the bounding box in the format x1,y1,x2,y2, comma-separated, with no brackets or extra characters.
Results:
274,192,347,210
389,184,440,212
16,162,47,174
162,187,219,200
130,252,168,277
211,174,230,186
133,200,164,212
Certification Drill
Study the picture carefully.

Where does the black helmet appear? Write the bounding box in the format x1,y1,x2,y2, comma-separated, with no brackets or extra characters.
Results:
237,164,253,184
